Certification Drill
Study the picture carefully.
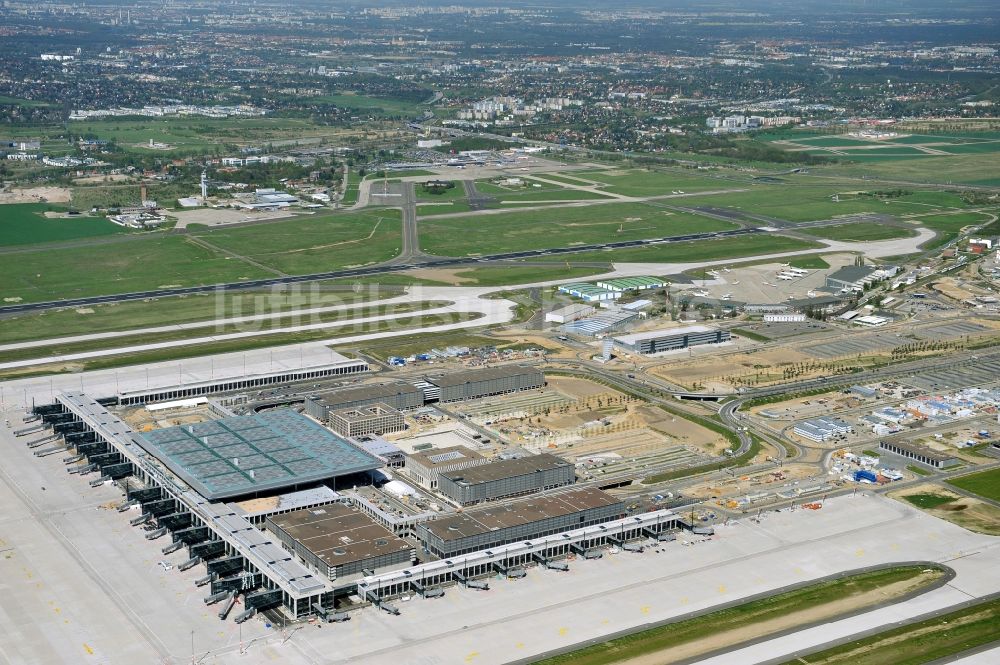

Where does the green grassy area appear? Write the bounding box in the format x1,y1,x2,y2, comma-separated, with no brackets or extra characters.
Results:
450,264,611,286
190,209,401,274
798,223,915,242
495,188,613,202
0,95,53,107
0,209,402,303
533,566,942,665
0,286,400,345
777,596,1000,665
414,182,466,202
340,180,360,206
730,328,771,342
0,311,479,381
384,169,437,178
417,201,474,214
826,153,1000,187
0,301,446,365
947,468,1000,502
0,236,271,304
907,465,932,477
902,493,956,509
914,211,995,249
788,255,831,269
678,184,959,223
314,93,424,116
535,234,822,265
68,117,342,155
0,204,127,246
559,168,738,197
418,202,737,256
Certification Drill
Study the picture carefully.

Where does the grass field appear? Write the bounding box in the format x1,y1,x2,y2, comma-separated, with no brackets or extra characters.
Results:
0,236,271,304
0,312,479,380
533,566,942,665
0,204,126,246
418,202,737,256
798,223,915,242
677,184,965,223
190,209,401,274
533,234,822,265
902,493,956,509
0,209,402,303
827,153,1000,187
0,301,446,365
947,468,1000,502
67,117,360,155
313,93,424,116
559,168,738,197
0,285,394,345
913,211,994,248
777,596,1000,665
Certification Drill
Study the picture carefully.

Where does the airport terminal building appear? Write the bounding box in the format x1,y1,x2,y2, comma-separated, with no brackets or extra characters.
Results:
416,487,624,558
437,453,576,506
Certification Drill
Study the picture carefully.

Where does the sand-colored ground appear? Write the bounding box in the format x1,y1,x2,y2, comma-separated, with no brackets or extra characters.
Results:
404,268,477,285
930,277,977,303
889,484,1000,536
686,463,823,501
652,347,813,390
0,186,71,204
71,174,131,185
547,375,622,400
616,569,945,665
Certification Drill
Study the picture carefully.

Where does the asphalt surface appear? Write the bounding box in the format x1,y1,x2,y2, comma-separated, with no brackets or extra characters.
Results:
0,227,763,315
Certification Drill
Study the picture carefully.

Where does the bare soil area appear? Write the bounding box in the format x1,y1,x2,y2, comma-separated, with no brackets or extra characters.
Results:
0,186,72,204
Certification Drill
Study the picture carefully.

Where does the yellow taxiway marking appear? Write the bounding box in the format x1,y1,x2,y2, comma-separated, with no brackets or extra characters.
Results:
855,548,865,557
679,596,689,604
515,642,525,649
717,585,727,594
640,605,651,614
83,643,94,655
464,651,480,662
558,627,569,636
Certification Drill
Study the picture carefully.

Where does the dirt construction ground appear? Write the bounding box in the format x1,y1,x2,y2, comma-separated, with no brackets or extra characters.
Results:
0,186,72,204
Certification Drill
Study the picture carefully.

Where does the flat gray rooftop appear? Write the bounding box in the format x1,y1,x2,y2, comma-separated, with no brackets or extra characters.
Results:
441,453,572,486
424,487,621,542
133,409,381,500
268,503,411,568
312,382,422,406
426,365,543,389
